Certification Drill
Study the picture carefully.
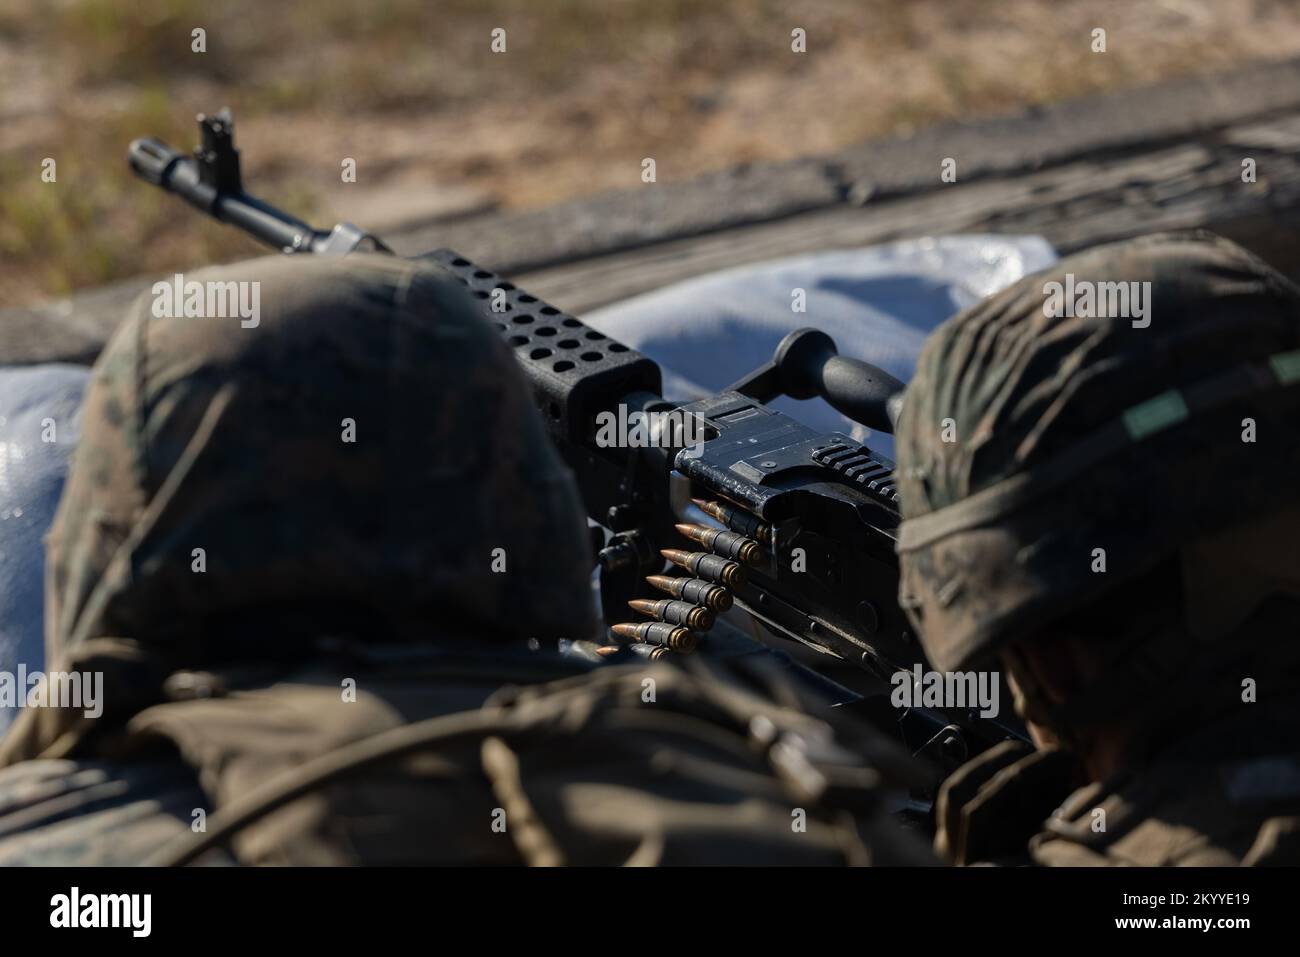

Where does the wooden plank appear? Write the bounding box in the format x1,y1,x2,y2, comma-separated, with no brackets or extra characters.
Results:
7,103,1300,365
518,137,1300,314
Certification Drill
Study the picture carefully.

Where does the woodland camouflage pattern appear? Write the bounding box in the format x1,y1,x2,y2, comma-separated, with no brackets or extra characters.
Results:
896,231,1300,865
47,252,597,660
0,653,935,866
896,230,1300,672
935,688,1300,866
0,254,932,865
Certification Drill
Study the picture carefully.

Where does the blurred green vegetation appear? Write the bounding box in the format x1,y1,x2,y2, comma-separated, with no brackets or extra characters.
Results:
2,0,1298,306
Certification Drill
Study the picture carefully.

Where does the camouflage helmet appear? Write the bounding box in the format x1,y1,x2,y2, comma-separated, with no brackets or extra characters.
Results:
895,231,1300,673
44,253,596,666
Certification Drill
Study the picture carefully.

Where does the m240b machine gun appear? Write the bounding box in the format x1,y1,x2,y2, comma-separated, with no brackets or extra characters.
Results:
129,110,1024,797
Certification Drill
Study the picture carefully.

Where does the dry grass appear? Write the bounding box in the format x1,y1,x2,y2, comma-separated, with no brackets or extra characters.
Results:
4,0,1300,307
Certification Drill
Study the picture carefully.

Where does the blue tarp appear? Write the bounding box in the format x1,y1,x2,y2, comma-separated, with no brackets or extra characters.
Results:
0,364,89,733
586,235,1056,457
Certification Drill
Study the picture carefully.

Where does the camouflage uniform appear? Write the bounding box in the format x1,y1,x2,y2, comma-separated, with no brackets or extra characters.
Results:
0,253,931,865
894,231,1300,866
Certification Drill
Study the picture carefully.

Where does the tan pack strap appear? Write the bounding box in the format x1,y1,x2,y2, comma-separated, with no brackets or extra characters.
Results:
143,707,516,867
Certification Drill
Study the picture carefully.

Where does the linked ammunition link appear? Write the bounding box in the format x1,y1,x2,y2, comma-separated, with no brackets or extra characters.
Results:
674,523,764,566
595,642,672,661
628,598,715,631
610,621,698,652
611,502,773,659
626,643,672,660
692,498,772,545
660,549,746,588
645,575,732,611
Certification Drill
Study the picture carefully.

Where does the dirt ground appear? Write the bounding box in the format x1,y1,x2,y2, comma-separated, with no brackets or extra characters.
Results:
5,0,1300,307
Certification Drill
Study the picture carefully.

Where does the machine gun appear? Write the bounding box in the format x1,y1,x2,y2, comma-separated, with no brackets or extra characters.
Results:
129,109,1024,794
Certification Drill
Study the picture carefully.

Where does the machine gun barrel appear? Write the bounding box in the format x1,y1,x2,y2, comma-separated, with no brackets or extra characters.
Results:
129,110,389,255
